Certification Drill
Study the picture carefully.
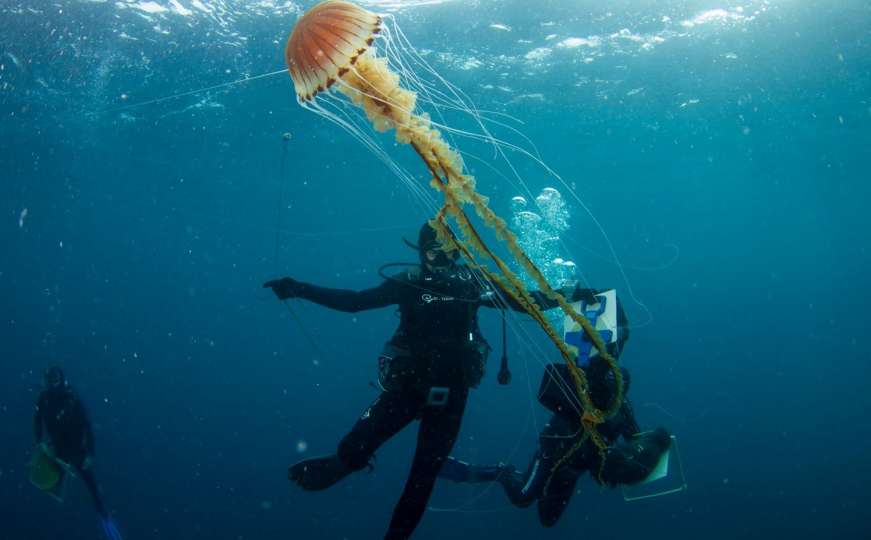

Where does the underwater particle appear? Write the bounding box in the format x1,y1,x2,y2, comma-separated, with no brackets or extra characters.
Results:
296,440,308,453
742,126,751,135
120,93,128,100
260,500,273,510
18,208,27,228
525,47,551,62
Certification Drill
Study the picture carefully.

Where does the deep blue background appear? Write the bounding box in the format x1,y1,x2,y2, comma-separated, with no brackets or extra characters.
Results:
2,1,869,539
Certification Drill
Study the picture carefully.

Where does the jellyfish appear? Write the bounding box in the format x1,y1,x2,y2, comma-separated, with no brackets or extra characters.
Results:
284,0,622,450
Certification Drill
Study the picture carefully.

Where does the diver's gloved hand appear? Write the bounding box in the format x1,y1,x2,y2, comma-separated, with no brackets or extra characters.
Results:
600,427,672,487
263,277,302,300
570,283,598,303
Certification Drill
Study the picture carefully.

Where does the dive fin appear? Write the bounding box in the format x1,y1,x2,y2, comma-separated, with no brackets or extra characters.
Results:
99,517,124,540
288,455,353,491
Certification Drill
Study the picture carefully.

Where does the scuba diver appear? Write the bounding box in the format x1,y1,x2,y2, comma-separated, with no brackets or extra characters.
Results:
263,221,600,540
32,366,123,540
439,294,672,527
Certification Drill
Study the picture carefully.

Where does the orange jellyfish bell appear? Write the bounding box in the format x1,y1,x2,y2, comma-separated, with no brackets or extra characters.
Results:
285,0,382,102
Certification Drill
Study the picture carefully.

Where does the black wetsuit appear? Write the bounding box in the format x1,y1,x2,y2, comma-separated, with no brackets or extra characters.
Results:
442,299,671,527
34,385,107,518
501,359,646,527
278,265,595,540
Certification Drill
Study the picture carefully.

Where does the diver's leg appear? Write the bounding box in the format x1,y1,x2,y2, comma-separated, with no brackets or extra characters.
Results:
337,390,419,469
499,412,575,508
600,427,672,487
497,452,544,508
289,391,418,491
537,466,580,528
383,389,468,540
439,457,504,483
77,466,108,519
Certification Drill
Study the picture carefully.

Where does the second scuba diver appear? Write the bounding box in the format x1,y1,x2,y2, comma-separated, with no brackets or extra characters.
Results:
439,294,672,527
32,366,124,540
264,221,601,540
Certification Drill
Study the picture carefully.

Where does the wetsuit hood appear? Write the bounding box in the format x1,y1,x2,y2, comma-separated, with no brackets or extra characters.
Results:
408,221,459,269
44,366,67,390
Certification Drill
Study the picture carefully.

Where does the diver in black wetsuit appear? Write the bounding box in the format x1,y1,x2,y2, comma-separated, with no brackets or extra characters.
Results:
264,221,599,540
33,367,124,540
440,296,672,527
34,367,105,517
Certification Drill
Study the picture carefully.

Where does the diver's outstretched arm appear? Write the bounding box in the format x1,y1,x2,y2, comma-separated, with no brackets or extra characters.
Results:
264,277,400,312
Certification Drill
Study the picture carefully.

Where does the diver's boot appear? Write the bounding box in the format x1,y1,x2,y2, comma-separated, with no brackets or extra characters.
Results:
601,427,672,486
288,454,354,491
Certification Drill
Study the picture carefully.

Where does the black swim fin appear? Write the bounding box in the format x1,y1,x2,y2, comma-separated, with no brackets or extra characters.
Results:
288,454,353,491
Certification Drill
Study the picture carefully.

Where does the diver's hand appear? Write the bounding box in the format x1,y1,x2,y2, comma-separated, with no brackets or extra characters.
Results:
571,284,598,304
263,277,302,300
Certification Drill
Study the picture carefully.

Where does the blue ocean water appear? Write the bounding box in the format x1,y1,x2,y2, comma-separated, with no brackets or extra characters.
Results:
1,1,870,539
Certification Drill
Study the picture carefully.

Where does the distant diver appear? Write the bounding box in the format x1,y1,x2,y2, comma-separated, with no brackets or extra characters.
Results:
31,366,123,540
439,293,672,527
264,220,600,540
